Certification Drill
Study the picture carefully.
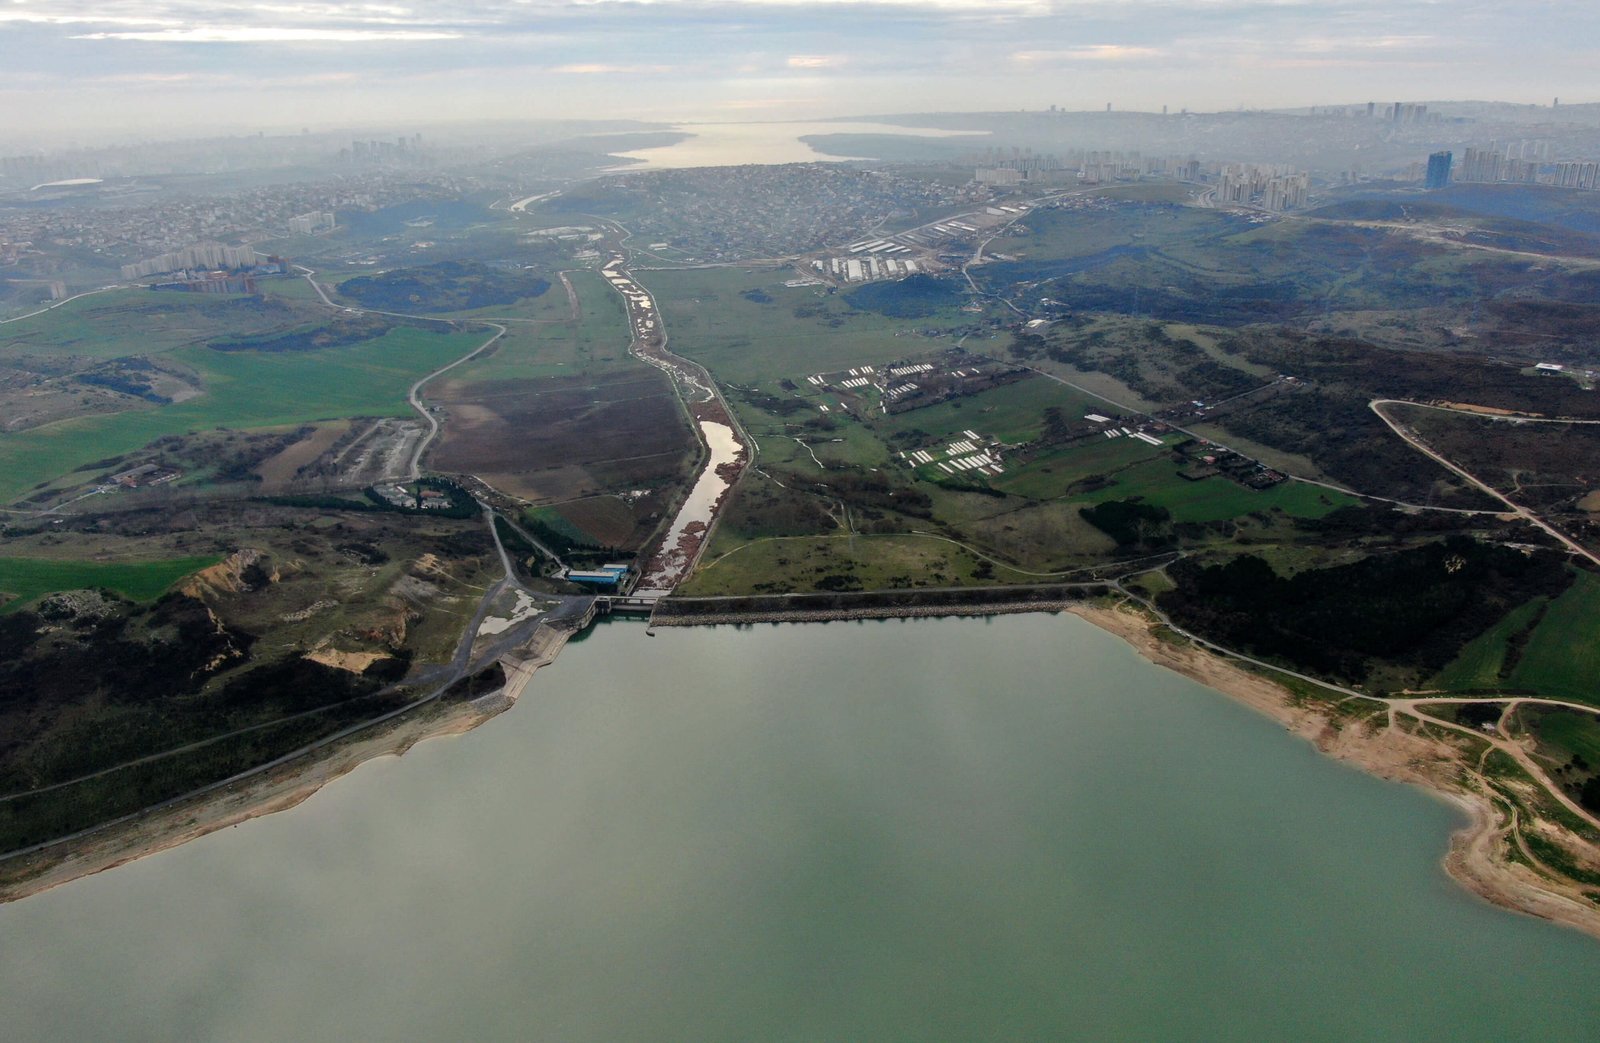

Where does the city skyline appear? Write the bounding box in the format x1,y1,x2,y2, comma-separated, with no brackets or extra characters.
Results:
2,0,1597,144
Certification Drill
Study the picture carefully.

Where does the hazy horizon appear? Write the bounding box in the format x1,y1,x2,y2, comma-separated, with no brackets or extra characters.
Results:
2,0,1596,145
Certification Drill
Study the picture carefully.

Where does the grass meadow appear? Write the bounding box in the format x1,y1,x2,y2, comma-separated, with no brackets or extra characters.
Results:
0,555,220,613
1,325,484,502
1433,571,1600,704
643,267,973,385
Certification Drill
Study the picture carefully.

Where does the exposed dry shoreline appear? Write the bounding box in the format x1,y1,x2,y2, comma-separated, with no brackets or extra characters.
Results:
1062,602,1600,942
4,599,1598,944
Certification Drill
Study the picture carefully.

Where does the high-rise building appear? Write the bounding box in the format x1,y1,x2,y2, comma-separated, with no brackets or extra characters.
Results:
119,242,259,280
1425,151,1452,190
288,211,336,236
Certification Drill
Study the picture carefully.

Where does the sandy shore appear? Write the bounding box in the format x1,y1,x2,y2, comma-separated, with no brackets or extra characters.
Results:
1063,602,1600,942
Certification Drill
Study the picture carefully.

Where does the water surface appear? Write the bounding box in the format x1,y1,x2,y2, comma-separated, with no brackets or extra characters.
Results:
637,420,741,592
4,614,1600,1041
607,121,982,169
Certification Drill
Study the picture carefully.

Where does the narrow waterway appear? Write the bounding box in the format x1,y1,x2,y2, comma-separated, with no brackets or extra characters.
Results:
636,419,741,592
5,614,1600,1041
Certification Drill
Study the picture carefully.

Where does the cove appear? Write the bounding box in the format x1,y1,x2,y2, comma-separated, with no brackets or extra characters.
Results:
4,613,1600,1041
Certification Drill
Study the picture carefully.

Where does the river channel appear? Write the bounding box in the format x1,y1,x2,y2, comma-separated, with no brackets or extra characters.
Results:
5,613,1600,1040
637,419,742,592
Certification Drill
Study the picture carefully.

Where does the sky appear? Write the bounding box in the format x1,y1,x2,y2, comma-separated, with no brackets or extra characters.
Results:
2,0,1596,143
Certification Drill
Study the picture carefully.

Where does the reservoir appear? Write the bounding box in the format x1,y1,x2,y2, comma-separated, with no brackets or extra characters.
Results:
5,613,1600,1040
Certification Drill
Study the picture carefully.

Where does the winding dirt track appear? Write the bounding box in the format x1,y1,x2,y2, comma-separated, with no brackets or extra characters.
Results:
1394,698,1600,833
1370,398,1600,568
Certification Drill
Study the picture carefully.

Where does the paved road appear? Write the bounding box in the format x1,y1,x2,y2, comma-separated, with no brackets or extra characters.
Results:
492,511,567,571
294,264,339,307
404,323,506,481
0,285,125,325
291,261,508,482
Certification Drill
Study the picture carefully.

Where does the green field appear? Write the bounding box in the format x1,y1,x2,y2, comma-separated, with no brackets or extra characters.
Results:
1079,461,1353,522
877,375,1105,446
0,555,220,613
0,290,306,360
1506,571,1600,703
1524,707,1600,768
1432,596,1550,691
252,275,326,303
1431,570,1600,703
995,200,1227,268
991,437,1165,499
441,271,630,386
0,326,484,502
644,267,976,384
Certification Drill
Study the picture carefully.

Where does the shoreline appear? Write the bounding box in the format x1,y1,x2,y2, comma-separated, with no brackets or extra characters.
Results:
1060,601,1600,943
4,598,1599,943
0,624,575,906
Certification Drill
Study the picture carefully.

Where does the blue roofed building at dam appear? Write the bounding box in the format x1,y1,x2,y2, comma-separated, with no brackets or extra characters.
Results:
562,564,633,589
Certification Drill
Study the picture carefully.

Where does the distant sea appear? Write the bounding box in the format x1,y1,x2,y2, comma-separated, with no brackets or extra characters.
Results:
600,120,983,169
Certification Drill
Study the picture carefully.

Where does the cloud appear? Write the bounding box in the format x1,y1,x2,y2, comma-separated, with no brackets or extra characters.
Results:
1287,34,1440,53
552,62,675,73
5,0,1600,137
577,0,1052,10
0,11,184,27
1013,45,1165,63
72,27,463,42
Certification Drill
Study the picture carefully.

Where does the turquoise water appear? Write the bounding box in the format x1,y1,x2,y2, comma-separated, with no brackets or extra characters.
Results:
4,613,1600,1040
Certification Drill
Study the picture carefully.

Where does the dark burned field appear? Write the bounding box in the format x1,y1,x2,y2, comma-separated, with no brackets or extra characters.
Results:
430,368,697,505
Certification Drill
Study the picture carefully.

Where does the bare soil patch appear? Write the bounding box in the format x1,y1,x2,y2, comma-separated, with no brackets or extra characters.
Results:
305,647,391,674
1438,401,1526,417
553,494,662,550
431,370,695,502
254,420,352,489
